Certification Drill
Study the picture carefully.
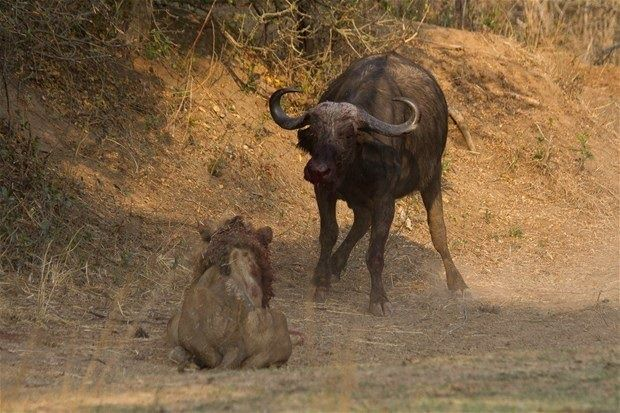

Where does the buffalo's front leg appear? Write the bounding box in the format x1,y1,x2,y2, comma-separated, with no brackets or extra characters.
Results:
330,207,371,280
367,200,395,316
313,187,338,302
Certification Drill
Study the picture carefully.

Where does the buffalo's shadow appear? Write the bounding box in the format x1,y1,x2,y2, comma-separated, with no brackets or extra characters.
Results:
271,224,448,304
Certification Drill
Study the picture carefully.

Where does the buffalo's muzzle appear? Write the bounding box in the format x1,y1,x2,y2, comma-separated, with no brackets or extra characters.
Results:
304,159,334,185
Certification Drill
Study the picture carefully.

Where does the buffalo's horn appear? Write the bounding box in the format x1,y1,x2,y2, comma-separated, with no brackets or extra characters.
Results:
269,87,307,130
358,97,420,136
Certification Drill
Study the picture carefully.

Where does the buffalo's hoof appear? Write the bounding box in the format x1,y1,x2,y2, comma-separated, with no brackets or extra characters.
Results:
330,259,346,282
369,300,392,317
314,287,328,303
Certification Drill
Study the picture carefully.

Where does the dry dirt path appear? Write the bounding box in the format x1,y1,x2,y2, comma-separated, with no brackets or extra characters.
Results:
1,232,618,411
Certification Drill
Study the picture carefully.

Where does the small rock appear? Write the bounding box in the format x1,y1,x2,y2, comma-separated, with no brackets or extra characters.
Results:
405,218,413,230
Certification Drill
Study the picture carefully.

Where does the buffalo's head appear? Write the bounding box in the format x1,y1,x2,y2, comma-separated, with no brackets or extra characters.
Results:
269,88,420,187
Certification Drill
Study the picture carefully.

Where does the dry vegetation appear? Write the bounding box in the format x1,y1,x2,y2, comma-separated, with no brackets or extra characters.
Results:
1,1,619,411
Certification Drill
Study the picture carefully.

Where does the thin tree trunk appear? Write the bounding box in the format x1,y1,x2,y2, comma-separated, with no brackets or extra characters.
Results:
454,0,469,29
297,0,316,56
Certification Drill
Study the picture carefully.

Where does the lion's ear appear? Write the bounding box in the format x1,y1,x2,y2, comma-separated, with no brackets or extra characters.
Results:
197,219,218,242
257,226,273,245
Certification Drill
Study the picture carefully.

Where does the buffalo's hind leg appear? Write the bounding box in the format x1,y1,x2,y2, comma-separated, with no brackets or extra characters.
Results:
421,174,467,291
367,200,395,316
330,207,371,280
312,187,338,302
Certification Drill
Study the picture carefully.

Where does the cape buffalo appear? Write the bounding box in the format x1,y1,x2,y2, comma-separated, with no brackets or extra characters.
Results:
269,52,467,316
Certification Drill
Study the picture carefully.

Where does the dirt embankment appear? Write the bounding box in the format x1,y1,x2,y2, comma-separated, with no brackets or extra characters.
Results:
1,22,618,412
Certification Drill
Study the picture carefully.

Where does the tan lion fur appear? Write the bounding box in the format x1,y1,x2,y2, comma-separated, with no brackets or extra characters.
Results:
166,216,291,370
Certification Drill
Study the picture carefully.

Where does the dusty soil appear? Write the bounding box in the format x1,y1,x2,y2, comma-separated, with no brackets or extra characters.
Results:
1,24,618,412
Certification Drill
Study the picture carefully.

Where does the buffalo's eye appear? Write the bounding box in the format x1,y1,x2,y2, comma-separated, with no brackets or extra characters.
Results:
337,123,356,141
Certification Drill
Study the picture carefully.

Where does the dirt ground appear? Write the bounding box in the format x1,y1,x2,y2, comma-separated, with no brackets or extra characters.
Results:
1,24,619,412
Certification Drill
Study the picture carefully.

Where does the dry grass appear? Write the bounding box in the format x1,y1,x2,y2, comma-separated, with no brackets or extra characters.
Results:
394,0,619,64
0,1,165,136
0,120,74,274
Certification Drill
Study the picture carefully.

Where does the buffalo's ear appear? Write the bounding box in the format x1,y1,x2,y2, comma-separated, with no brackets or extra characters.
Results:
297,127,314,153
257,226,273,245
197,219,218,242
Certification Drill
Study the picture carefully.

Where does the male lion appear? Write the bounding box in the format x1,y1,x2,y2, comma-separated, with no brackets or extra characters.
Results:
167,216,292,369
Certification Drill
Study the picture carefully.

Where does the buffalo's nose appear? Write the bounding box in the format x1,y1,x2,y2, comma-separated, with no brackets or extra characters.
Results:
312,163,331,177
304,161,332,184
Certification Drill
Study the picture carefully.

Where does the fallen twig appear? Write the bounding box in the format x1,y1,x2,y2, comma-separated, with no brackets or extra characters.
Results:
1,49,11,129
500,91,540,107
418,38,464,50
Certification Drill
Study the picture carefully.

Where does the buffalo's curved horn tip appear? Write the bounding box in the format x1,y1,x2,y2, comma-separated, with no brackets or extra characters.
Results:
269,87,307,130
358,97,420,137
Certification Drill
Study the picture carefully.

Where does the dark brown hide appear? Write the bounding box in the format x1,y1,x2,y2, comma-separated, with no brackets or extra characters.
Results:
269,52,467,317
